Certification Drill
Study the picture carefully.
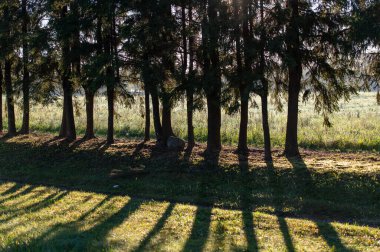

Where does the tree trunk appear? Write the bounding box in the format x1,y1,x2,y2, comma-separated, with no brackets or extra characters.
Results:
284,0,301,157
186,89,194,146
84,90,95,139
62,76,76,141
184,1,195,146
238,86,249,153
20,0,30,134
4,59,16,136
59,6,76,141
161,96,174,145
234,0,248,154
259,0,272,160
107,85,114,144
284,73,300,157
150,86,162,141
144,83,150,141
261,92,272,161
206,94,222,154
59,102,67,137
0,63,3,132
205,0,222,156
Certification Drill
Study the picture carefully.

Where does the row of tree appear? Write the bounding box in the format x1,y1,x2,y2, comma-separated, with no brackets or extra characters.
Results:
0,0,379,161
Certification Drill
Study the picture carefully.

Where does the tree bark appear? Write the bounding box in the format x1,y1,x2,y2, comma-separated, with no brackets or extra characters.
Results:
285,73,301,156
144,83,150,141
3,6,16,136
59,6,76,141
107,85,114,144
184,1,195,146
261,92,272,161
4,59,16,136
20,0,30,134
59,102,67,137
84,90,95,139
161,96,174,144
235,0,248,154
0,63,3,132
206,93,222,153
259,0,272,160
204,0,222,156
62,76,76,141
284,0,302,157
186,88,194,146
82,3,102,140
238,87,249,153
150,86,162,141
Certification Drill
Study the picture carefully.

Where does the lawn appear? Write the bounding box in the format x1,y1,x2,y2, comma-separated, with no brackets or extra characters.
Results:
0,134,379,251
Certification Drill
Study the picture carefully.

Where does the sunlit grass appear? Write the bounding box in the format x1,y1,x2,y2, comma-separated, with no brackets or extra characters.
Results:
0,182,379,251
2,92,380,151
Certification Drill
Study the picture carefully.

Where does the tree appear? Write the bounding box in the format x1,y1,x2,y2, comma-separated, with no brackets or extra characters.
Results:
257,0,272,161
0,63,3,133
203,0,223,157
50,2,77,141
0,2,17,136
270,0,359,157
283,0,302,157
184,0,195,147
20,0,31,134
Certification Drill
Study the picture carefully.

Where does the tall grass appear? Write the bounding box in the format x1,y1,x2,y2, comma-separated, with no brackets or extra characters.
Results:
2,92,380,151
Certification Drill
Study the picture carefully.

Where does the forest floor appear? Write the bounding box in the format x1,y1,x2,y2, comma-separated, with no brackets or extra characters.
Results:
0,133,379,251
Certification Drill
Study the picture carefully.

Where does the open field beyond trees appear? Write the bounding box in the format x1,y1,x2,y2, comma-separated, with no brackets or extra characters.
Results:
2,92,380,152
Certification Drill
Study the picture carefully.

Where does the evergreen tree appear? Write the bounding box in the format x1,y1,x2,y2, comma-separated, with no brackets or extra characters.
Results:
0,1,17,136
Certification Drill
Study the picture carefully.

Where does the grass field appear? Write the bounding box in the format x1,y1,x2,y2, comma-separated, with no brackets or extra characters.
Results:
0,134,379,251
1,182,379,251
2,92,380,151
0,92,379,251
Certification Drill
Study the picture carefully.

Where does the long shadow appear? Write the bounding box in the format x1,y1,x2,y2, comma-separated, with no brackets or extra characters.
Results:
0,185,35,205
183,145,194,163
287,157,315,199
1,191,68,223
40,136,66,148
267,161,295,252
5,197,141,251
287,156,350,251
316,222,353,252
183,174,213,251
131,141,147,160
1,136,378,228
0,193,94,235
239,157,259,252
67,137,89,150
182,206,212,252
133,203,175,252
77,195,112,222
68,198,142,249
0,183,24,196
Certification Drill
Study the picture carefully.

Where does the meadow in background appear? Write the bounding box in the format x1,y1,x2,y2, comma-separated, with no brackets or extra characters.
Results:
2,92,379,152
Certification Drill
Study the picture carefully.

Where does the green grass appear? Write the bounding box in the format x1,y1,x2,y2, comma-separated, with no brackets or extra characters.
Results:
1,91,379,251
0,134,379,250
2,92,380,151
1,182,379,251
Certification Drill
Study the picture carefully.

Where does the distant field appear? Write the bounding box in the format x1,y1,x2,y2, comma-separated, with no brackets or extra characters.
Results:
2,92,380,151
